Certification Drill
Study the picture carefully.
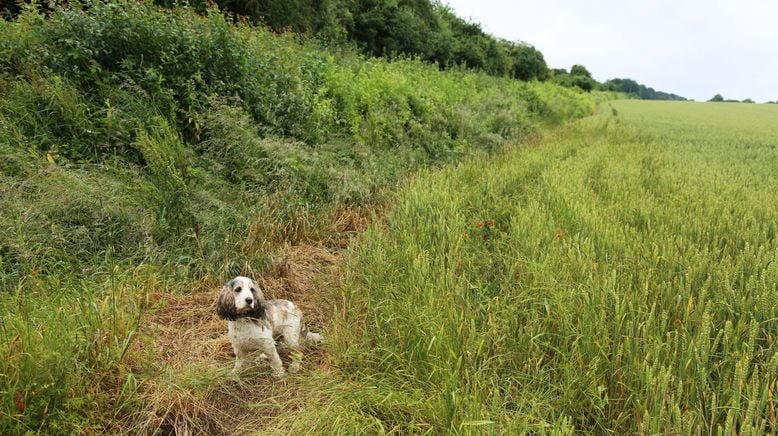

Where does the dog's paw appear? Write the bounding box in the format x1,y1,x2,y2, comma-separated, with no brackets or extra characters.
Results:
289,361,301,373
271,368,286,379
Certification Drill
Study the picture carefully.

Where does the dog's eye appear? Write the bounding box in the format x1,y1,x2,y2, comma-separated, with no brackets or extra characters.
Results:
234,287,242,293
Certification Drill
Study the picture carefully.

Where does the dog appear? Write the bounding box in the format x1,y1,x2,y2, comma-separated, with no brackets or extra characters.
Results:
216,276,323,378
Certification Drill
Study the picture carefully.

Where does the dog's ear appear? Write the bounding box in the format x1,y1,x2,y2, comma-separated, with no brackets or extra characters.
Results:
216,281,237,321
251,279,265,301
247,300,266,319
247,283,266,319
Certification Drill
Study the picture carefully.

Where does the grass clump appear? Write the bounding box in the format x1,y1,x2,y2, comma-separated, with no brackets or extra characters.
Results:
0,273,147,434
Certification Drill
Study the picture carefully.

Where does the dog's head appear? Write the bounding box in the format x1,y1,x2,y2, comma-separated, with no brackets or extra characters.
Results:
216,276,266,321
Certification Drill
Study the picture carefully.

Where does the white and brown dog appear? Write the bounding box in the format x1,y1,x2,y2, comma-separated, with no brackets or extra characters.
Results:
216,276,323,378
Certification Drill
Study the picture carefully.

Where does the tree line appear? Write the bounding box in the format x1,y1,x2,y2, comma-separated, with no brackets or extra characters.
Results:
708,94,775,104
149,0,551,82
2,0,687,99
600,77,686,101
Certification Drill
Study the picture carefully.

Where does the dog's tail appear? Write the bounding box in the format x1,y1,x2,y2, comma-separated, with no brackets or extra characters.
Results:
301,322,324,343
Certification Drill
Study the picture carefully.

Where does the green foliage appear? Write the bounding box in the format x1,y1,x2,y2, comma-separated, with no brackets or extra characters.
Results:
708,94,757,104
551,65,596,92
507,43,549,81
156,0,552,81
603,78,687,101
0,69,104,160
0,151,153,284
4,1,337,145
569,63,592,78
550,68,685,102
350,0,437,59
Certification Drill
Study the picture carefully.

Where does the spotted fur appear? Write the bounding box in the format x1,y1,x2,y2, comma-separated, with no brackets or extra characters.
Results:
215,276,323,378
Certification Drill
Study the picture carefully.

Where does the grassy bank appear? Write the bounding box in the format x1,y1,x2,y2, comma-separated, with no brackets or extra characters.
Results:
281,101,778,433
0,2,594,433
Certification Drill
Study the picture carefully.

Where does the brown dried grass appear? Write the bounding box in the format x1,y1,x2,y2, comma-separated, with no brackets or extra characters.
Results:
108,206,367,434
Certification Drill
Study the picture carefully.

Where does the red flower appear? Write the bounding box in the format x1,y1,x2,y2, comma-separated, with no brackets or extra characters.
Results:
477,222,483,228
486,220,493,227
555,230,563,239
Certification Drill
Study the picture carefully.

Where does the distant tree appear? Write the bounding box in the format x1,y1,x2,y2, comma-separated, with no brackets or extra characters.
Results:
550,69,570,84
575,76,595,92
570,64,592,78
742,98,754,103
561,65,592,91
507,43,549,81
603,78,639,94
601,78,686,100
443,12,509,74
708,94,724,102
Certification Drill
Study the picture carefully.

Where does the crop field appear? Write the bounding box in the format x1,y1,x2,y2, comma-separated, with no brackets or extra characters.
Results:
277,101,778,434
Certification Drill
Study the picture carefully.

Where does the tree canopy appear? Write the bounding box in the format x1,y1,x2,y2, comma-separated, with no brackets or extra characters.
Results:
153,0,551,81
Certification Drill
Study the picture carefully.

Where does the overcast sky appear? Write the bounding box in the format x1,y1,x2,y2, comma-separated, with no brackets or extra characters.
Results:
444,0,778,102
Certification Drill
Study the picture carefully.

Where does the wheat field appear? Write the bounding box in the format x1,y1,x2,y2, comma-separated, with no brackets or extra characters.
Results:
278,100,778,434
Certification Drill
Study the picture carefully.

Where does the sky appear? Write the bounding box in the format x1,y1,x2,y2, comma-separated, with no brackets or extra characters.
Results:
444,0,778,102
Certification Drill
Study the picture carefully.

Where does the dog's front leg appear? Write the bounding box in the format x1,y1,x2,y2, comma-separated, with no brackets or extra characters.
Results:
263,340,286,379
232,347,246,375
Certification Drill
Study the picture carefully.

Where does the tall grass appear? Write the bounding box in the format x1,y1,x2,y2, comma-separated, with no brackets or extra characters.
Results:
0,271,148,433
281,101,778,433
0,1,594,432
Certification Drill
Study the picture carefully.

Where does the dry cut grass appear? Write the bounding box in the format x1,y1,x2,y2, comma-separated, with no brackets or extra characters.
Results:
106,212,353,434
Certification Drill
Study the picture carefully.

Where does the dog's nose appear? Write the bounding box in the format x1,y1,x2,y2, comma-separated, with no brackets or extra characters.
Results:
245,298,253,305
